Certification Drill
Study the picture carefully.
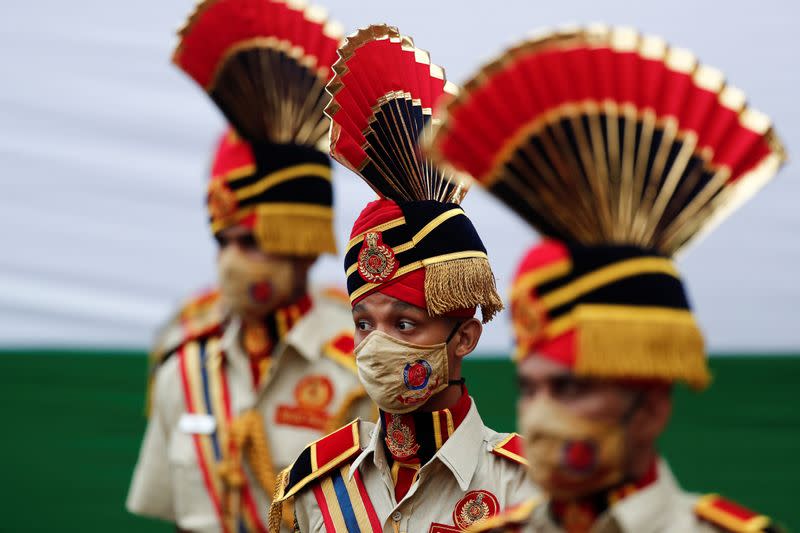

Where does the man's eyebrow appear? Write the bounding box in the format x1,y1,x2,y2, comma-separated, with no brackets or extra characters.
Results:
391,300,419,312
352,303,366,314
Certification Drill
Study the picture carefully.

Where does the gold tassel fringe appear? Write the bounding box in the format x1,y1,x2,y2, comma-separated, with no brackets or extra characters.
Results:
574,304,711,390
254,211,337,257
424,257,504,323
268,468,291,533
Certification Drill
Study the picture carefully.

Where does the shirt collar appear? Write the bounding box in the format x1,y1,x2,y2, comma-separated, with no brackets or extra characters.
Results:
533,458,678,533
221,294,321,362
606,458,680,532
435,399,484,491
350,397,485,492
283,294,342,362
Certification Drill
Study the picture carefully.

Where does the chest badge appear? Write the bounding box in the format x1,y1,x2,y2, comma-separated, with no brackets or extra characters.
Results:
275,375,334,431
453,490,500,530
358,231,398,283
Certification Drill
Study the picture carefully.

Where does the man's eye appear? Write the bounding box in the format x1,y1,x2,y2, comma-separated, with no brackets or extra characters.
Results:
240,235,259,250
355,320,371,331
214,235,228,248
517,380,536,400
397,319,415,331
554,379,587,399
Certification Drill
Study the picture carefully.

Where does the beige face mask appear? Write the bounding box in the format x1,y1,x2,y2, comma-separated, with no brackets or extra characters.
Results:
354,329,452,414
217,246,294,319
519,396,628,500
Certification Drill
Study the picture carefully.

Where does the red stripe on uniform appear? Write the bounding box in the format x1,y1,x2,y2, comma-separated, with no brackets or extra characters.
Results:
313,484,337,532
218,362,266,532
241,485,267,533
353,468,382,532
439,411,450,441
178,347,229,533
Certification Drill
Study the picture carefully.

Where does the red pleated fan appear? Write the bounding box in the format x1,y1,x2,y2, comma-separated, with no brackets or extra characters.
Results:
428,25,787,254
325,24,467,203
173,0,343,147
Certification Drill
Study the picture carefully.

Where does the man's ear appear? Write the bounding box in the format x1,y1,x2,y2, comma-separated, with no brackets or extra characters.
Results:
452,318,482,359
631,385,672,443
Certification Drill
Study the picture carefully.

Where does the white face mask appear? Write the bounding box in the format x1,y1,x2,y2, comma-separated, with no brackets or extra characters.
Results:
354,329,456,414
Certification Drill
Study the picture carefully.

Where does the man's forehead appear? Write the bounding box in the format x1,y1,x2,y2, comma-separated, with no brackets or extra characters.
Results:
218,224,252,238
352,292,426,314
517,354,577,380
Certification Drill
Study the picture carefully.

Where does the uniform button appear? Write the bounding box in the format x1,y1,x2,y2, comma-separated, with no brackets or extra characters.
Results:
392,511,402,522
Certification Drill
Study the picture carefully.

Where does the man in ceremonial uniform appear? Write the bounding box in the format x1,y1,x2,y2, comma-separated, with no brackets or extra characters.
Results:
126,2,373,532
426,25,788,533
270,24,536,533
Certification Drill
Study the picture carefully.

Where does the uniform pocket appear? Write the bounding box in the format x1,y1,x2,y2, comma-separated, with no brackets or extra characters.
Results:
168,428,221,532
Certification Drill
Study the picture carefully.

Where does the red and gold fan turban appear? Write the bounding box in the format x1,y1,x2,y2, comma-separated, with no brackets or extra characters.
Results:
428,25,786,388
327,25,503,322
173,0,344,256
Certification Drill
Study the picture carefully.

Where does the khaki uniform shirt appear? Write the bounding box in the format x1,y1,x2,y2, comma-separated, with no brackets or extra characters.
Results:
471,459,743,533
293,400,538,532
127,294,375,532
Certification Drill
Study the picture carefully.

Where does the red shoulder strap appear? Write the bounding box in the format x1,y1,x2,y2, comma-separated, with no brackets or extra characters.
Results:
491,433,528,466
277,421,362,502
695,494,774,532
322,331,357,372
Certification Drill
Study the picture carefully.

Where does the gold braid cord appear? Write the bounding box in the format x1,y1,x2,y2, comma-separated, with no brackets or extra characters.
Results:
218,409,295,529
268,468,293,532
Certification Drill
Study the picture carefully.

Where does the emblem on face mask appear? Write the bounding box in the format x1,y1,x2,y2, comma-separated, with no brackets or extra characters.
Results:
358,231,398,283
561,440,598,472
248,280,274,303
385,414,420,459
207,179,239,222
403,359,432,390
452,490,499,529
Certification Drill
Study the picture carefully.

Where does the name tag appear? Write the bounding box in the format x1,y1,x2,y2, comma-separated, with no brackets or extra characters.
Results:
178,413,217,435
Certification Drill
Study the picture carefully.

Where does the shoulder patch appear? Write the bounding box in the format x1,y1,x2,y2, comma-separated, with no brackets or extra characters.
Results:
464,497,541,532
150,288,225,365
322,331,357,373
318,285,351,307
274,420,362,502
695,494,777,533
491,433,528,466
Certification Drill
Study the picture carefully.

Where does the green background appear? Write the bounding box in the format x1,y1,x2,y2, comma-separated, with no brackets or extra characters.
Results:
1,351,797,532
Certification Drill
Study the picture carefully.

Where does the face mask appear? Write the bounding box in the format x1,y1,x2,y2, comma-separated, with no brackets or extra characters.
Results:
519,396,633,500
354,326,460,414
217,246,294,318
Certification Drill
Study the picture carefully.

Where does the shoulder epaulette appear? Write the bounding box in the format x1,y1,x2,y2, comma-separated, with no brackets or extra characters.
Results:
149,288,225,365
491,433,528,466
322,331,357,373
318,285,351,308
464,497,541,532
695,494,779,533
274,420,362,503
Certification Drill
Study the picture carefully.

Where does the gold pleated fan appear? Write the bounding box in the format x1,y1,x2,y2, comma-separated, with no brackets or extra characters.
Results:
173,0,344,148
428,25,787,254
325,24,469,204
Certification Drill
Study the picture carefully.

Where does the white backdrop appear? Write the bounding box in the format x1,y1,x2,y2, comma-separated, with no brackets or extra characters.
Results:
1,0,798,353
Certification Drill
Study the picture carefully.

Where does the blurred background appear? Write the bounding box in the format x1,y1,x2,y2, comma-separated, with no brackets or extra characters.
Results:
1,0,798,531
